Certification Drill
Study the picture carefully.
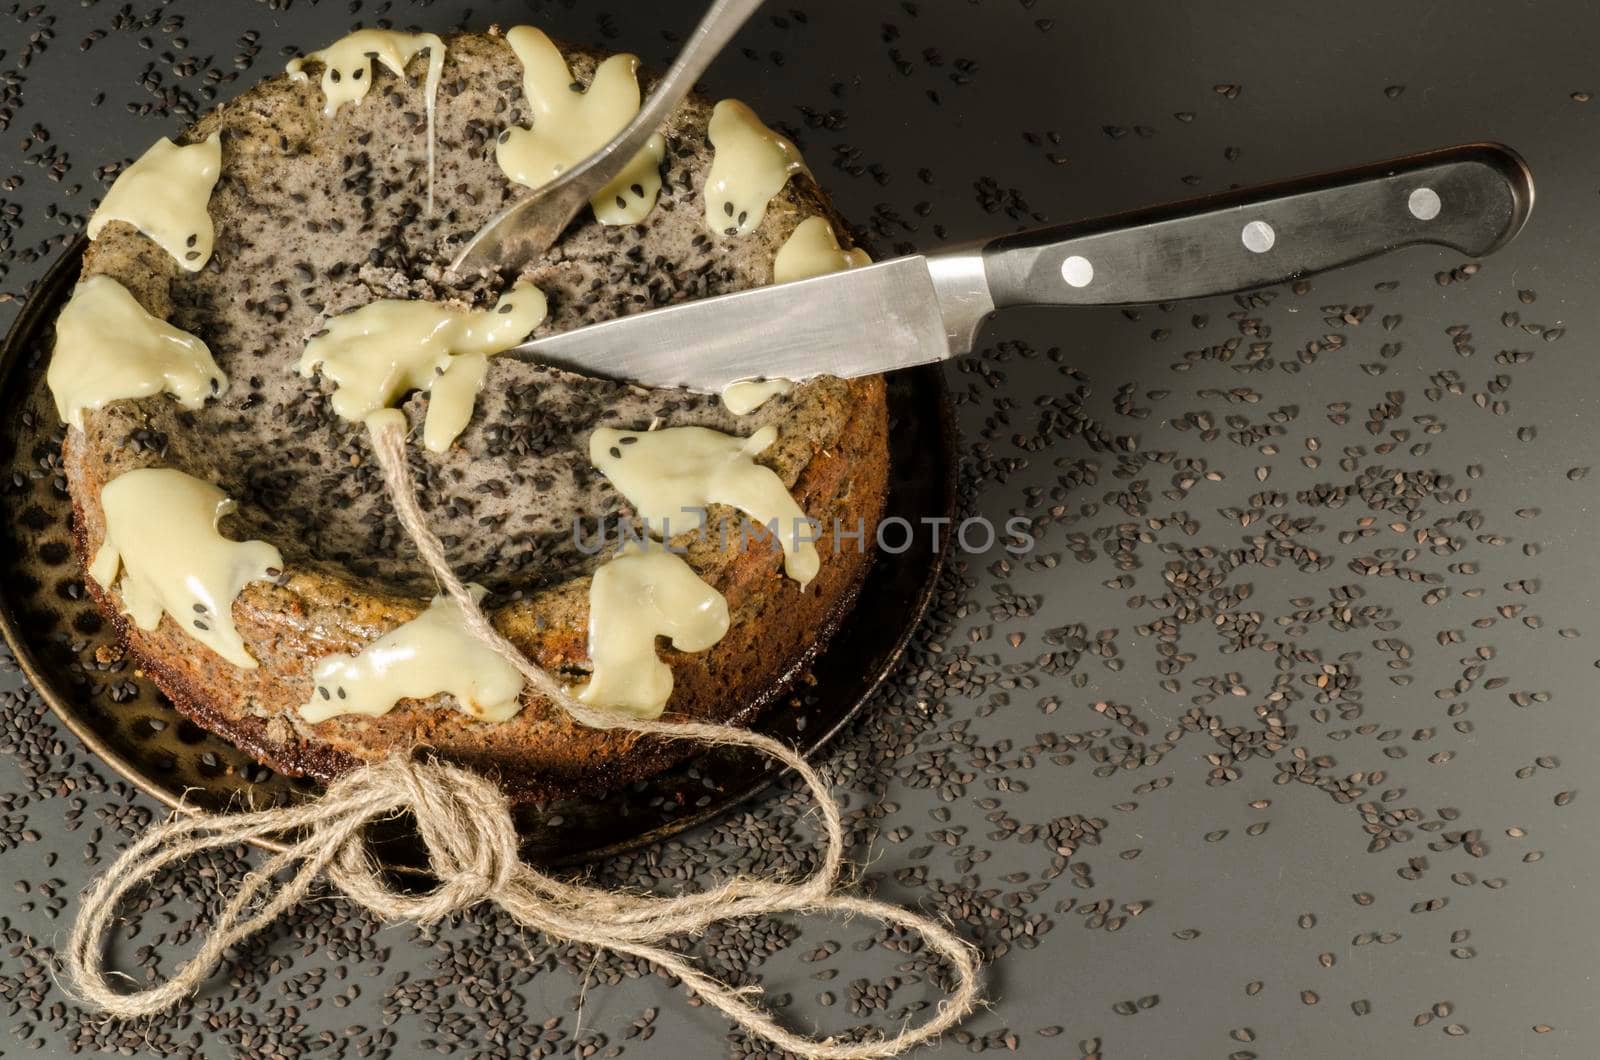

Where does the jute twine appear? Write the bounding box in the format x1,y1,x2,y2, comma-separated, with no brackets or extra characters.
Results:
65,415,981,1058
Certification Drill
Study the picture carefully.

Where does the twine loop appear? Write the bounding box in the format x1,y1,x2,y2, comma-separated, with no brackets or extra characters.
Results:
64,415,982,1058
327,757,519,920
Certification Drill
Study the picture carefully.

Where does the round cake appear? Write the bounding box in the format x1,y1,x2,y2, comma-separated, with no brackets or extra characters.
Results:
54,26,889,800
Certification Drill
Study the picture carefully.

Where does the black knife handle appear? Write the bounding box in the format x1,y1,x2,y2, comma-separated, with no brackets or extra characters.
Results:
980,143,1534,309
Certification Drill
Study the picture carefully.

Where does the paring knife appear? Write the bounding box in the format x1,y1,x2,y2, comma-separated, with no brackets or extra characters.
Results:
509,144,1534,391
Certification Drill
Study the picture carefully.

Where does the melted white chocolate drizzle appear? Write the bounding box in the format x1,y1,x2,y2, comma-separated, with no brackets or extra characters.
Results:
299,586,525,724
774,216,871,283
720,378,793,415
299,281,547,452
287,30,445,212
589,425,820,587
575,541,729,718
48,275,227,430
89,468,282,670
87,133,222,271
495,26,664,226
704,99,807,236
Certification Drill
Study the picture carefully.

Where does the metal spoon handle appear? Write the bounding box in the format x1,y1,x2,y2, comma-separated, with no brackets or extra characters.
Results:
633,0,766,149
452,0,766,274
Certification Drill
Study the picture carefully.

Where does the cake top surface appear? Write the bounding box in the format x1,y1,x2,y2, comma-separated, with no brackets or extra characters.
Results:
77,29,854,597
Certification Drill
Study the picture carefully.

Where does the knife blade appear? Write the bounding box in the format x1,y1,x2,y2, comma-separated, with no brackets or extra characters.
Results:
506,143,1534,392
515,256,962,390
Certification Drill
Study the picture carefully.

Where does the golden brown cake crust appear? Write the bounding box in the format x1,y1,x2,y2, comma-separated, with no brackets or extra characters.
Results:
64,28,890,800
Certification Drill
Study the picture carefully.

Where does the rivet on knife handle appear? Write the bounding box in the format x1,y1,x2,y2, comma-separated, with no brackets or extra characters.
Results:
975,143,1534,311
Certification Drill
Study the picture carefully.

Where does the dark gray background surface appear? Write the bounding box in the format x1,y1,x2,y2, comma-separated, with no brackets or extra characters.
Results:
2,0,1598,1056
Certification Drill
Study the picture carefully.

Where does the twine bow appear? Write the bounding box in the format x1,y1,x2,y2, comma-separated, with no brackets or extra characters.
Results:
65,417,981,1057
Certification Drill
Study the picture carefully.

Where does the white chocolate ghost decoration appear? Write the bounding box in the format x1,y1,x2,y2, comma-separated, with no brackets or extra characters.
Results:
773,217,871,284
704,99,807,236
298,281,547,452
89,468,283,670
575,541,730,718
48,275,227,430
299,586,525,724
589,425,820,588
287,30,445,212
495,26,665,226
719,379,794,416
86,133,223,271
